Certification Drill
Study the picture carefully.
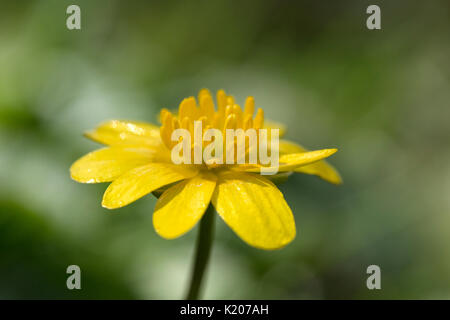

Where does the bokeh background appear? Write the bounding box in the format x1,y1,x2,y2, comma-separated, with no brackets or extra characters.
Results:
1,0,449,299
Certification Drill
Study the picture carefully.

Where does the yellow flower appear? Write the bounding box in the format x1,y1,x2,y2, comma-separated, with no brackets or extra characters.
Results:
70,89,341,250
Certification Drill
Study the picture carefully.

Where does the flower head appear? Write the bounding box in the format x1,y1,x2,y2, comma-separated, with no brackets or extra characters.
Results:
70,89,341,250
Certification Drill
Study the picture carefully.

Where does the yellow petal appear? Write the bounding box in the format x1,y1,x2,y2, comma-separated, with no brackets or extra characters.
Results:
85,120,161,147
264,120,286,137
263,171,293,185
278,148,337,171
153,173,217,239
240,148,337,173
279,139,306,155
280,140,342,184
212,171,296,250
102,163,198,209
70,147,155,183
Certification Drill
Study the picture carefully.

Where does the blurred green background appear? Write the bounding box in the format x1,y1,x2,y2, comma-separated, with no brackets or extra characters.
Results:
1,0,449,299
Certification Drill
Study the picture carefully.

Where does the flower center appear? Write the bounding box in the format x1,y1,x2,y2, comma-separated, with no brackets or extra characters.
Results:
159,89,267,168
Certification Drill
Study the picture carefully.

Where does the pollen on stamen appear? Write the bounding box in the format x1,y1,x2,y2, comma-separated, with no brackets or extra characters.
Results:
159,89,265,167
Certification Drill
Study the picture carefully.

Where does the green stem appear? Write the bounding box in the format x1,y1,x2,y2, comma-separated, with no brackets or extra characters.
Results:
185,204,215,300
